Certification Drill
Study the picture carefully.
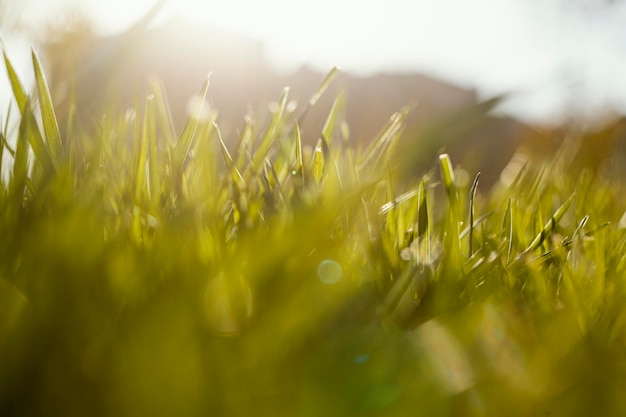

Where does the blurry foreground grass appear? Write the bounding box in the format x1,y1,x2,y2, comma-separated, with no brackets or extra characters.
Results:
1,49,626,416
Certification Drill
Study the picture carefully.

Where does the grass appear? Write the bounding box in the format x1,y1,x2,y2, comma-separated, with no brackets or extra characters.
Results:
1,47,626,417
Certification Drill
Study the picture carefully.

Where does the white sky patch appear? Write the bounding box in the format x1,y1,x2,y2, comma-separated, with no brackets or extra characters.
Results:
4,0,626,123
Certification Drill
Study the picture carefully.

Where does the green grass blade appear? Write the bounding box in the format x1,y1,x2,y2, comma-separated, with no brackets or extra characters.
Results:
312,139,325,185
358,106,410,174
500,197,514,264
12,101,32,194
321,89,346,146
291,67,341,129
149,77,177,146
146,96,160,205
0,126,14,158
416,179,429,239
309,66,340,107
294,122,304,180
214,122,245,186
3,49,28,111
65,74,77,172
174,77,210,173
525,193,576,253
135,96,151,204
439,153,459,210
251,87,289,171
32,48,63,170
215,122,234,167
3,50,51,171
439,153,462,262
468,172,481,257
234,116,254,172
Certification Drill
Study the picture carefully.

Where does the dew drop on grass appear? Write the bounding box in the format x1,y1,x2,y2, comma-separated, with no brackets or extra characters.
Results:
317,259,342,284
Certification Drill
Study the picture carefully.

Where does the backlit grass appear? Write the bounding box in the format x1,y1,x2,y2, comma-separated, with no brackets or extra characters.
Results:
1,48,626,416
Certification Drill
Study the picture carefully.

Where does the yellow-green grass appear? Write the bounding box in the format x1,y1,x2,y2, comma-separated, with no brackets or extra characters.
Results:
1,48,626,417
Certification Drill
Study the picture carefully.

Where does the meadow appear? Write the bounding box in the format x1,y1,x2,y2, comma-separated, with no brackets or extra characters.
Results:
1,48,626,416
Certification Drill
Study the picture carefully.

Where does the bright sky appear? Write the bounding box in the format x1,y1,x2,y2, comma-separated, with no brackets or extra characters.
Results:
4,0,626,123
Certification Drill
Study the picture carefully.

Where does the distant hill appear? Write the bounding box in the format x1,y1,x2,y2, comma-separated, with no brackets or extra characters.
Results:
42,15,531,185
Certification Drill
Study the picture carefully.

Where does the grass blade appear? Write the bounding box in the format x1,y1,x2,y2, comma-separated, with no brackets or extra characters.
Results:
291,67,341,129
174,76,210,173
2,49,27,111
294,122,304,180
312,139,325,185
468,172,481,257
525,193,576,253
134,96,150,204
416,179,429,239
3,50,51,171
439,153,459,210
251,87,289,171
32,48,63,170
321,89,346,147
214,122,245,186
439,153,462,261
146,96,161,205
358,106,410,174
149,77,177,146
309,66,340,108
12,101,32,195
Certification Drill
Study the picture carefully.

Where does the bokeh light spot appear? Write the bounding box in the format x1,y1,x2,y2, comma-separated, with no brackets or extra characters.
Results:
317,259,342,284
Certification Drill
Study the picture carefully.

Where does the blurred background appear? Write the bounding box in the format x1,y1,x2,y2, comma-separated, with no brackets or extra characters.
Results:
1,0,626,182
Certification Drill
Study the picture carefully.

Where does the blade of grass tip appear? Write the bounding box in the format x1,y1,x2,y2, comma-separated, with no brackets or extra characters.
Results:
525,192,576,253
3,50,51,171
234,115,253,172
3,49,27,111
294,122,304,181
572,214,589,241
439,153,462,260
563,214,590,254
149,76,177,145
439,153,458,208
267,159,286,206
214,122,234,166
310,66,340,107
292,67,340,128
32,48,63,170
358,106,411,174
468,172,481,258
583,222,610,237
312,139,325,185
321,89,346,147
214,121,244,186
252,87,289,171
175,76,210,172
